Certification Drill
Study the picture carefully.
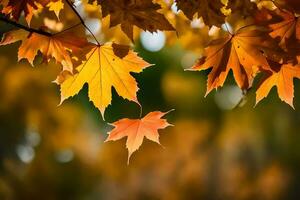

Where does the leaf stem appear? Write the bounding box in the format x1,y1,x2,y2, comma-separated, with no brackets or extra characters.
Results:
65,0,100,45
0,15,52,36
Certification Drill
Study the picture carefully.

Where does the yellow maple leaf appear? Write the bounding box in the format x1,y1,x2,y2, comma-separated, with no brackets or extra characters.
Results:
47,0,64,19
58,43,152,117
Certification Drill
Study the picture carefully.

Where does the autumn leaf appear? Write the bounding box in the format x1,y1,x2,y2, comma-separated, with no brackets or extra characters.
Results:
256,63,300,108
1,0,49,24
47,0,64,19
175,0,226,27
226,0,258,17
268,0,300,13
285,39,300,64
105,110,173,163
0,29,88,72
190,26,271,95
269,10,300,48
57,43,151,117
99,0,174,41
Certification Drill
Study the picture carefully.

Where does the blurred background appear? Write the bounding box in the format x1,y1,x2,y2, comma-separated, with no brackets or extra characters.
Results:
1,2,300,199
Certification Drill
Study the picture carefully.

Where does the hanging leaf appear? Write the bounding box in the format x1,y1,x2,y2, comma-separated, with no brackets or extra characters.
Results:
256,63,300,108
175,0,226,27
190,26,271,95
0,29,88,72
99,0,174,41
105,110,173,163
57,43,151,117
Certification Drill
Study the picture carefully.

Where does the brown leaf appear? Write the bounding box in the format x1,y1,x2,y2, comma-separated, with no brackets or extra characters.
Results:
175,0,225,27
226,0,258,17
99,0,174,41
270,0,300,14
112,43,130,58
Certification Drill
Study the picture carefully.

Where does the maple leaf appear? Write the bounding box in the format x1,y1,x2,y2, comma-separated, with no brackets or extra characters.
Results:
47,0,64,19
57,43,151,117
0,29,88,72
175,0,226,27
1,0,50,24
105,110,173,163
226,0,258,17
269,10,300,48
285,38,300,64
99,0,174,41
256,63,300,108
190,26,271,95
267,0,300,13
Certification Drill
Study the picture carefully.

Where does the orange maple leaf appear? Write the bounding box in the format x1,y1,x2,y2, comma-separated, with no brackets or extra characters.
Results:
269,9,300,48
105,111,173,163
1,0,49,24
256,63,300,108
0,29,88,72
190,26,270,95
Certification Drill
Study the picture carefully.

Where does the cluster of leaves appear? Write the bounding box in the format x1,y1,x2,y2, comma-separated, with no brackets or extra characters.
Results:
0,0,300,162
190,1,300,108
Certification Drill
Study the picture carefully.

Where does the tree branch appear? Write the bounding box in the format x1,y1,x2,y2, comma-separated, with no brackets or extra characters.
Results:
0,16,52,36
65,0,100,45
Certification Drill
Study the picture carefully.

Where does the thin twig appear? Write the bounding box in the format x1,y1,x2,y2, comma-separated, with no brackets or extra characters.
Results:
65,0,100,45
53,22,82,35
0,16,52,36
